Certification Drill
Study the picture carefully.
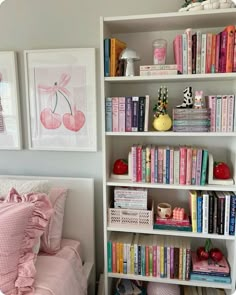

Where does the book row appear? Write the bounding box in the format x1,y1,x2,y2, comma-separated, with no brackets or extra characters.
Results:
189,190,236,236
105,96,150,132
173,25,236,75
130,145,208,186
107,233,191,280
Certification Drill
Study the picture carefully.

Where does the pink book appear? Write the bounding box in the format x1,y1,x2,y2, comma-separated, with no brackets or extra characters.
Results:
196,149,203,186
205,95,216,132
227,94,235,132
219,30,227,73
163,148,167,184
112,97,119,132
191,252,230,274
169,148,174,185
158,147,163,183
185,28,192,74
191,148,197,185
131,145,137,182
151,145,155,183
136,145,142,182
205,33,213,73
215,33,221,73
118,97,125,132
179,146,187,185
153,245,157,277
156,245,160,277
221,95,228,132
174,34,183,74
186,147,192,185
156,215,190,226
234,32,236,72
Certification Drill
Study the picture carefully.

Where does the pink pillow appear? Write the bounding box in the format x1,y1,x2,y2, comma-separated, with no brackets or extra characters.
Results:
40,188,68,254
0,188,53,295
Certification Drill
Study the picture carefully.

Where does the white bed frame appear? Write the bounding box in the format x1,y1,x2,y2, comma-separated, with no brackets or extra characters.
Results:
0,175,95,295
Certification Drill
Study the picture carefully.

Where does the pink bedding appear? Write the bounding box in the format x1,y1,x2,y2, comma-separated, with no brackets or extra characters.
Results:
34,239,87,295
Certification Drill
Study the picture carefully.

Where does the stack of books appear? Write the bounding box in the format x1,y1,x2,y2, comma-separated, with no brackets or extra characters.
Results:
190,252,231,284
153,214,192,231
172,108,211,132
114,187,148,210
139,64,178,76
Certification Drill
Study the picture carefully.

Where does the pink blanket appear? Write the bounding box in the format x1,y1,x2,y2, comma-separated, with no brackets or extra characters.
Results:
34,239,87,295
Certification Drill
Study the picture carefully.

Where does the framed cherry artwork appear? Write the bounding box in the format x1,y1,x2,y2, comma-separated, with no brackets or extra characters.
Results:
24,48,97,151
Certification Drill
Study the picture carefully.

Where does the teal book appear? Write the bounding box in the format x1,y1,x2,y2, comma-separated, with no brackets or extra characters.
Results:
153,224,192,231
105,97,112,132
104,38,110,77
190,273,231,284
200,149,208,185
107,240,112,272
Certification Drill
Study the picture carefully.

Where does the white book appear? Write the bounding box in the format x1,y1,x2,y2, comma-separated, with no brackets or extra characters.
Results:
202,191,209,234
215,95,222,132
223,191,231,235
201,33,207,74
144,95,150,132
185,28,192,74
227,94,235,132
182,33,188,74
174,148,180,184
196,31,202,74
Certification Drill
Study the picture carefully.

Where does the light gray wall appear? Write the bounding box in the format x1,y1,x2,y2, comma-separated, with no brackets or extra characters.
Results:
0,0,182,280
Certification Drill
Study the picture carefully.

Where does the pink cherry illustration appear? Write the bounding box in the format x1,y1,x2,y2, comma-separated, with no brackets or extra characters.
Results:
40,108,62,129
63,110,85,132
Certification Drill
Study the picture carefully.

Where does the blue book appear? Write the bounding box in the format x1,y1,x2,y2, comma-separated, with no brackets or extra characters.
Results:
165,148,170,184
197,194,203,233
190,273,231,284
200,149,208,185
104,38,110,77
107,240,112,272
105,97,112,131
229,193,236,235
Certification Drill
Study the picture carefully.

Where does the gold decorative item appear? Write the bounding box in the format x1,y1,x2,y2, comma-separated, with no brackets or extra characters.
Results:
152,86,172,132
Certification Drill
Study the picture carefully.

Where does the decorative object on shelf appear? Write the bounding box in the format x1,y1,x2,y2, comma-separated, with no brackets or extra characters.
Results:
119,48,140,76
193,90,204,109
0,51,21,150
147,282,180,295
152,39,167,65
172,207,185,220
113,159,128,175
197,239,224,262
157,202,172,219
153,86,172,131
24,48,97,151
115,279,144,295
179,0,235,11
208,153,234,185
176,86,193,108
213,161,231,179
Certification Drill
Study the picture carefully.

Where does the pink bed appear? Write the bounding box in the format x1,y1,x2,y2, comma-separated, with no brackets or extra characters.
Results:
34,239,87,295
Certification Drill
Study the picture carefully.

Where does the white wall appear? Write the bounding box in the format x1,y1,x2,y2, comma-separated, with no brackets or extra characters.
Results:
0,0,182,279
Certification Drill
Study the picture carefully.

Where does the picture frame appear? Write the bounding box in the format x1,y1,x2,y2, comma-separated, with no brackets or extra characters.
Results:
24,48,97,151
0,51,22,150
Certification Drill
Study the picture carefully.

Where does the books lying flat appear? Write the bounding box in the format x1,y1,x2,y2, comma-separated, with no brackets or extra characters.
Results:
192,252,230,274
153,224,192,231
173,126,209,132
155,215,191,226
190,273,231,284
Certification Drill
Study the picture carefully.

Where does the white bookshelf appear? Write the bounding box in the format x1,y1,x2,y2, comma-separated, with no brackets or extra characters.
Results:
100,8,236,295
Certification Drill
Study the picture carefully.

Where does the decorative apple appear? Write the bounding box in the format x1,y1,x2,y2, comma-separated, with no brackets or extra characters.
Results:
210,248,223,262
113,159,128,175
196,238,211,260
213,162,231,179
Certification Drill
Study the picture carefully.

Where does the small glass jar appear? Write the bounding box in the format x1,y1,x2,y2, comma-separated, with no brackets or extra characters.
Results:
153,39,167,65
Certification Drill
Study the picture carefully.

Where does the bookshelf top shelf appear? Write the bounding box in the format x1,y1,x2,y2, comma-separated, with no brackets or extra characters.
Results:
102,8,236,33
106,132,236,137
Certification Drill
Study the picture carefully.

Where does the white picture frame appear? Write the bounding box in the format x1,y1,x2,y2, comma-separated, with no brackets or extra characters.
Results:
24,48,97,151
0,51,21,150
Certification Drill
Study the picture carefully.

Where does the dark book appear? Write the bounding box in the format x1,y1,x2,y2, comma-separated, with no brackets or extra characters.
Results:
174,247,179,279
192,33,197,74
138,96,145,132
185,248,191,280
216,192,225,235
208,191,215,233
131,97,139,132
138,245,142,275
125,97,132,132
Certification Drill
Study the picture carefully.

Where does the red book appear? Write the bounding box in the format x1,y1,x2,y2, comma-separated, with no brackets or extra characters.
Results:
225,25,235,73
191,252,230,274
206,33,213,73
155,215,190,226
215,33,221,73
219,30,228,73
211,34,216,73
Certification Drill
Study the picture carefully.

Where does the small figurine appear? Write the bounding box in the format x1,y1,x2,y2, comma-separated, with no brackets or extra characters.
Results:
193,90,204,109
176,86,193,108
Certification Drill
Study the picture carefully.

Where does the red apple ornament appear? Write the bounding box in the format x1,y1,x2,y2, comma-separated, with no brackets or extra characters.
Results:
197,238,211,260
113,159,128,175
213,162,231,179
210,248,223,262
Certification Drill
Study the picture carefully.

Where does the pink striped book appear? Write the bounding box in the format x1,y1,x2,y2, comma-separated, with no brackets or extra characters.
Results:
158,147,163,183
186,147,192,185
136,145,142,182
191,148,197,185
131,145,137,182
219,30,227,73
227,94,235,132
215,33,221,73
196,149,203,186
173,34,183,74
169,147,174,185
185,28,192,74
206,33,213,73
221,95,228,132
118,97,125,132
163,148,167,184
205,95,216,132
151,145,155,183
112,97,119,132
179,146,187,185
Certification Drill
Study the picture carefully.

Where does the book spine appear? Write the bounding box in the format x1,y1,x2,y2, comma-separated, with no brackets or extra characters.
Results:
145,246,149,276
138,96,145,131
112,97,119,132
216,95,222,132
118,97,126,132
132,97,139,132
215,33,221,73
162,148,166,184
130,244,134,274
197,195,203,233
112,241,117,272
196,149,202,186
149,245,153,276
154,147,158,183
105,97,113,132
174,247,179,279
191,191,197,233
200,149,208,186
107,240,112,272
221,95,228,132
224,192,231,236
104,38,110,77
218,195,225,235
142,147,146,182
178,34,183,74
174,149,180,184
127,244,131,274
182,33,188,74
192,33,197,74
119,242,124,273
110,38,116,77
179,246,183,280
191,148,197,185
158,148,163,183
141,245,145,276
164,246,167,277
201,33,207,74
138,245,141,275
151,145,155,183
116,242,120,273
213,194,218,233
160,244,164,278
125,97,132,132
186,28,192,74
144,95,150,132
227,94,235,132
234,32,236,72
146,145,151,183
179,146,187,185
206,95,216,132
202,193,209,234
136,145,142,182
196,31,202,74
226,25,235,73
208,193,215,234
219,30,227,73
186,147,192,185
131,145,137,182
206,33,213,73
157,245,160,277
185,248,191,280
153,245,157,277
170,246,174,279
165,148,170,184
169,148,174,184
182,247,187,280
211,34,216,73
123,243,127,274
229,194,236,235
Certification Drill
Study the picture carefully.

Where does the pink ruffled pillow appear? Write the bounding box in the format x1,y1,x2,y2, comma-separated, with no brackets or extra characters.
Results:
0,188,53,295
40,188,68,254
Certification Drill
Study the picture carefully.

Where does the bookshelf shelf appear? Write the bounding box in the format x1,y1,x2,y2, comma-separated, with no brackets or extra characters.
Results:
106,179,236,192
107,273,233,290
101,8,236,295
107,227,236,240
105,73,236,83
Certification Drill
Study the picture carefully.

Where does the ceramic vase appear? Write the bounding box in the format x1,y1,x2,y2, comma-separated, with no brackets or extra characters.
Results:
153,114,172,131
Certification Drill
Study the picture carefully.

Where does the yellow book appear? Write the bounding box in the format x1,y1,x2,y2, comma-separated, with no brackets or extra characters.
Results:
116,242,120,273
110,38,126,77
189,190,197,232
119,242,123,273
160,237,164,278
